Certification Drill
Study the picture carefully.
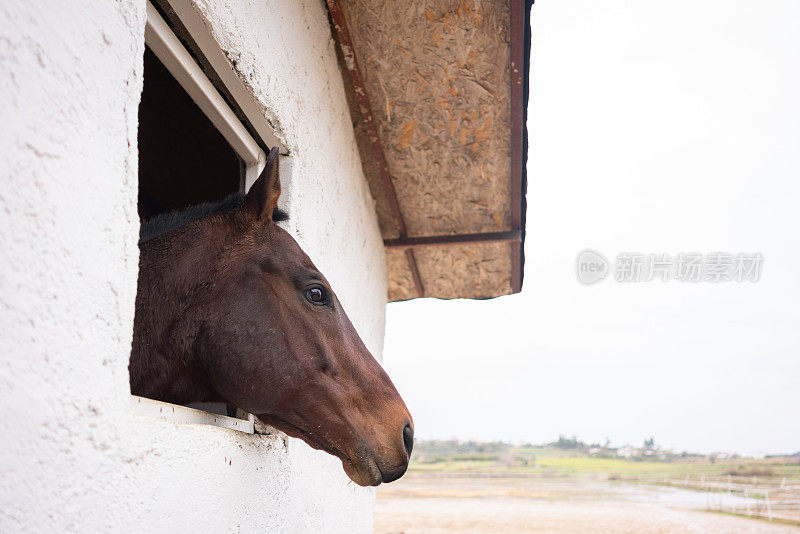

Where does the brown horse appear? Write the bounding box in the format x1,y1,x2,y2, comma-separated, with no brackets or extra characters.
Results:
130,148,413,486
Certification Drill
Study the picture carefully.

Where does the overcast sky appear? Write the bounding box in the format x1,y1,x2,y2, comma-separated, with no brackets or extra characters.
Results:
382,0,800,456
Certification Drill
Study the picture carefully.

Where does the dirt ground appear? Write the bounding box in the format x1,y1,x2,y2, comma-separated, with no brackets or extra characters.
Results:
375,474,800,534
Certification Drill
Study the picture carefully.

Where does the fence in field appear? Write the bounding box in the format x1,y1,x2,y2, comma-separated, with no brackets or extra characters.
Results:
654,475,800,523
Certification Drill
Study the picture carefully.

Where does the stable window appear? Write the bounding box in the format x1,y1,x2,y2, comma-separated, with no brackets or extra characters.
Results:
134,1,286,433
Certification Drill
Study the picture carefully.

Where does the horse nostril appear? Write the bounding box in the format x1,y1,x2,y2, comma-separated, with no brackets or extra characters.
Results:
402,422,414,458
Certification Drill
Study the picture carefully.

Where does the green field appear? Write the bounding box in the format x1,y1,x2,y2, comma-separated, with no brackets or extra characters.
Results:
410,441,800,483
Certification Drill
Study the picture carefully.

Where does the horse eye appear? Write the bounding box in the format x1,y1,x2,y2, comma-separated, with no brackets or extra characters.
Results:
305,287,328,306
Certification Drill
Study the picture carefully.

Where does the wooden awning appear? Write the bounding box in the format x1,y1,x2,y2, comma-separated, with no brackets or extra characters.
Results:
327,0,531,301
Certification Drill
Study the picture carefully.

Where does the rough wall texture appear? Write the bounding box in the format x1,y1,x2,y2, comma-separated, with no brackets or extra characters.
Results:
0,0,384,532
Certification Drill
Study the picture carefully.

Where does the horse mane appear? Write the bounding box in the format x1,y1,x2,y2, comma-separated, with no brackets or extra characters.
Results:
139,191,289,243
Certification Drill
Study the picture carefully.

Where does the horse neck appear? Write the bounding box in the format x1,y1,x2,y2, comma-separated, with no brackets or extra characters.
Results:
130,229,221,403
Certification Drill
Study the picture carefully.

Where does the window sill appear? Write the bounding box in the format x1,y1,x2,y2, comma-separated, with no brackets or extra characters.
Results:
131,395,254,434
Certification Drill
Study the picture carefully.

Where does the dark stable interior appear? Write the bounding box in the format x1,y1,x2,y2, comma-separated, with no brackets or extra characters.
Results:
138,45,241,220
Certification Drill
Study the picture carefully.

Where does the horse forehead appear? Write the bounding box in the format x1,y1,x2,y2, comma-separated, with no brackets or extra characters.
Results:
266,225,317,270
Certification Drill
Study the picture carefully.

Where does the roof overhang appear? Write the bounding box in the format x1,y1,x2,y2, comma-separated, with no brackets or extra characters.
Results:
327,0,532,301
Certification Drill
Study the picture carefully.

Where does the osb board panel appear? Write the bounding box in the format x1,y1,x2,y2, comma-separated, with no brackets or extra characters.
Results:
341,0,512,238
387,242,513,301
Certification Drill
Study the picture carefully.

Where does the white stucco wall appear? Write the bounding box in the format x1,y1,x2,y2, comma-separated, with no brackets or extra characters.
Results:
0,0,386,532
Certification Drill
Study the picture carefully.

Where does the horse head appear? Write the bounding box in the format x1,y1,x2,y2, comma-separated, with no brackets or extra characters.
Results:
131,148,413,486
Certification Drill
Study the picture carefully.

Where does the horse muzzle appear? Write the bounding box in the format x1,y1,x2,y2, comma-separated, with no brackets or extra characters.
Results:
341,421,414,486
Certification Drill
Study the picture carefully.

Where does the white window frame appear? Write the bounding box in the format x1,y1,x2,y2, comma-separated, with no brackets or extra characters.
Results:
134,1,289,434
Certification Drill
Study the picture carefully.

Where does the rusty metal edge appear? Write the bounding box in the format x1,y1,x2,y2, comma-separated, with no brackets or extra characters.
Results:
385,230,522,249
510,0,533,294
326,0,425,297
404,249,425,297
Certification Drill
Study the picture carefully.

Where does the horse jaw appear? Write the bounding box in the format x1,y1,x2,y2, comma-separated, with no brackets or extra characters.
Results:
256,412,389,487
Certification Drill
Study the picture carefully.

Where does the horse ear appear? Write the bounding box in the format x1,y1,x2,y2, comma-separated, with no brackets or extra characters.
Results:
242,147,281,221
